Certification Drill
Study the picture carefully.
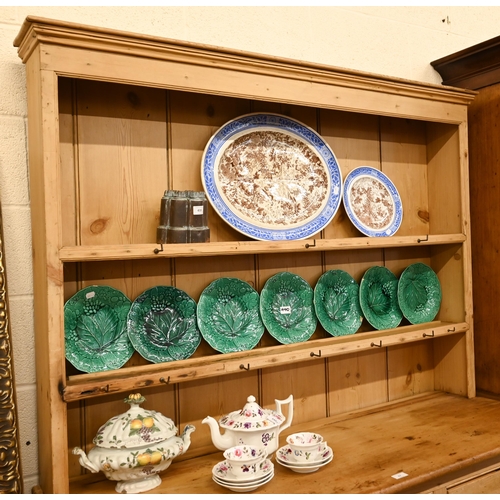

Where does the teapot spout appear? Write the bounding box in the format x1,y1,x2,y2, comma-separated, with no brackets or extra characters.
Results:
181,424,196,450
202,416,234,451
72,447,100,473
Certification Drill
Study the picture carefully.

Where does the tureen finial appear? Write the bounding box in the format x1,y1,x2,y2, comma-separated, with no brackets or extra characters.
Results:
247,395,256,403
124,393,146,405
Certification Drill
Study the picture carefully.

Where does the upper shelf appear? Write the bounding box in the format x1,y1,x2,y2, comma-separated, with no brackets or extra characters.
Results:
58,234,467,262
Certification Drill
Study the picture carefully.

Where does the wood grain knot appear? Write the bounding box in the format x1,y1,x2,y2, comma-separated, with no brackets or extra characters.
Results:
90,218,109,234
417,210,430,223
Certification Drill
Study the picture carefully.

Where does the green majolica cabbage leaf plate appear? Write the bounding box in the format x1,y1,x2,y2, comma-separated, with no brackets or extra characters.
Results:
397,263,442,324
359,266,403,330
64,285,134,373
197,277,264,354
260,271,317,344
314,269,363,336
127,286,201,363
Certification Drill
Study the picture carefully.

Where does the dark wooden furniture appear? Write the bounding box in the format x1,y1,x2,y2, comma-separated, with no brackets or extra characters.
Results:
432,38,500,397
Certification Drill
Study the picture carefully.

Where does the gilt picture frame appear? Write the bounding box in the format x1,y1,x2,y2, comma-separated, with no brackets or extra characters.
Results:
0,202,22,493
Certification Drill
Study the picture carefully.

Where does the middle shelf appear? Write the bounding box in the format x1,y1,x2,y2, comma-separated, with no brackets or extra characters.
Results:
63,320,467,402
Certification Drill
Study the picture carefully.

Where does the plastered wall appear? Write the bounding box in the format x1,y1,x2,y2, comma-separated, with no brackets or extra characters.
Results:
1,5,500,492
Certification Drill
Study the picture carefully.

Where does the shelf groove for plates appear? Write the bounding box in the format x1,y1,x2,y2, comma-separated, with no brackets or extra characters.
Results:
62,320,467,402
59,234,466,262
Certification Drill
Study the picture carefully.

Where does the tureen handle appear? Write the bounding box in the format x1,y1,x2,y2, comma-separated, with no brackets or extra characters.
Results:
275,394,294,433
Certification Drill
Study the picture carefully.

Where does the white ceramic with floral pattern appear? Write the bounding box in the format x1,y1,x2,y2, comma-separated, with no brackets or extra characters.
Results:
202,394,293,455
285,432,327,462
72,393,195,494
223,444,266,478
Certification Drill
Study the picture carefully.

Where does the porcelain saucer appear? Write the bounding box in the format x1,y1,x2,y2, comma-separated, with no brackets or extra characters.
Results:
212,458,273,484
212,471,274,492
277,444,333,465
213,468,273,488
276,449,333,473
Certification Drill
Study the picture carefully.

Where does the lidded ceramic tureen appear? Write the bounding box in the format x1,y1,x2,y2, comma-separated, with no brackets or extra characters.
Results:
73,393,195,494
202,394,293,455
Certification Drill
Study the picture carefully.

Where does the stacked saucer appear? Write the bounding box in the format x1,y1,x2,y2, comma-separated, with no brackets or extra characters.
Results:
276,445,333,473
212,458,274,492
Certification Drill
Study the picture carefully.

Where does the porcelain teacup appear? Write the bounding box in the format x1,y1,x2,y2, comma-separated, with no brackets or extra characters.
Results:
286,432,326,463
223,444,266,478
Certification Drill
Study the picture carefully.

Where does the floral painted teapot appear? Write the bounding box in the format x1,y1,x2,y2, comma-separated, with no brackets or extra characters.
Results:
202,394,293,455
73,393,195,494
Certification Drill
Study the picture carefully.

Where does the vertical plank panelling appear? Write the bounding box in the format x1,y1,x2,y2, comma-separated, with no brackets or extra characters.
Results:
76,81,168,246
426,123,462,235
380,117,429,237
178,372,259,459
320,109,381,239
430,244,465,323
387,341,435,401
261,359,326,427
67,402,83,477
433,333,467,396
59,77,78,248
328,349,388,414
169,90,251,243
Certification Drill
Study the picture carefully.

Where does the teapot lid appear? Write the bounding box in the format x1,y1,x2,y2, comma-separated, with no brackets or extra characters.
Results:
93,393,177,449
219,395,285,431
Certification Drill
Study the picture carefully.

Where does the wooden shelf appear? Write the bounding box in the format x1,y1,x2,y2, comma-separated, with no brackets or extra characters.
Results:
62,321,467,402
14,16,476,494
67,393,500,494
58,234,467,262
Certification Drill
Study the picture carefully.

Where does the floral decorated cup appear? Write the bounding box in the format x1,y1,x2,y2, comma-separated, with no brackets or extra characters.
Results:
223,444,267,478
285,432,326,463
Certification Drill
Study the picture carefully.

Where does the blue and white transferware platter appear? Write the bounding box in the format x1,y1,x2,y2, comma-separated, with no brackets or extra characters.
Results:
201,113,343,241
343,166,403,237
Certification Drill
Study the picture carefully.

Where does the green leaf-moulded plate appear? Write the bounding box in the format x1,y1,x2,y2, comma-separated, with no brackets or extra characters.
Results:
197,277,264,354
127,286,201,363
398,263,442,324
359,266,403,330
260,271,317,344
314,269,363,336
64,285,134,373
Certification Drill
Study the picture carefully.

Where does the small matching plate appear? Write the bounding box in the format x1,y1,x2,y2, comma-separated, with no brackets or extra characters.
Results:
343,166,403,237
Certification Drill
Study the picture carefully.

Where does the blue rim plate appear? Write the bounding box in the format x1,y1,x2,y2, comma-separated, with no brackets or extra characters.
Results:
260,271,317,344
64,285,134,373
127,286,201,363
343,166,403,237
201,112,343,241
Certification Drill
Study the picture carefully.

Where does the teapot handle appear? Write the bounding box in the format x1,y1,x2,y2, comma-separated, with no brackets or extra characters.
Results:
276,394,294,433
